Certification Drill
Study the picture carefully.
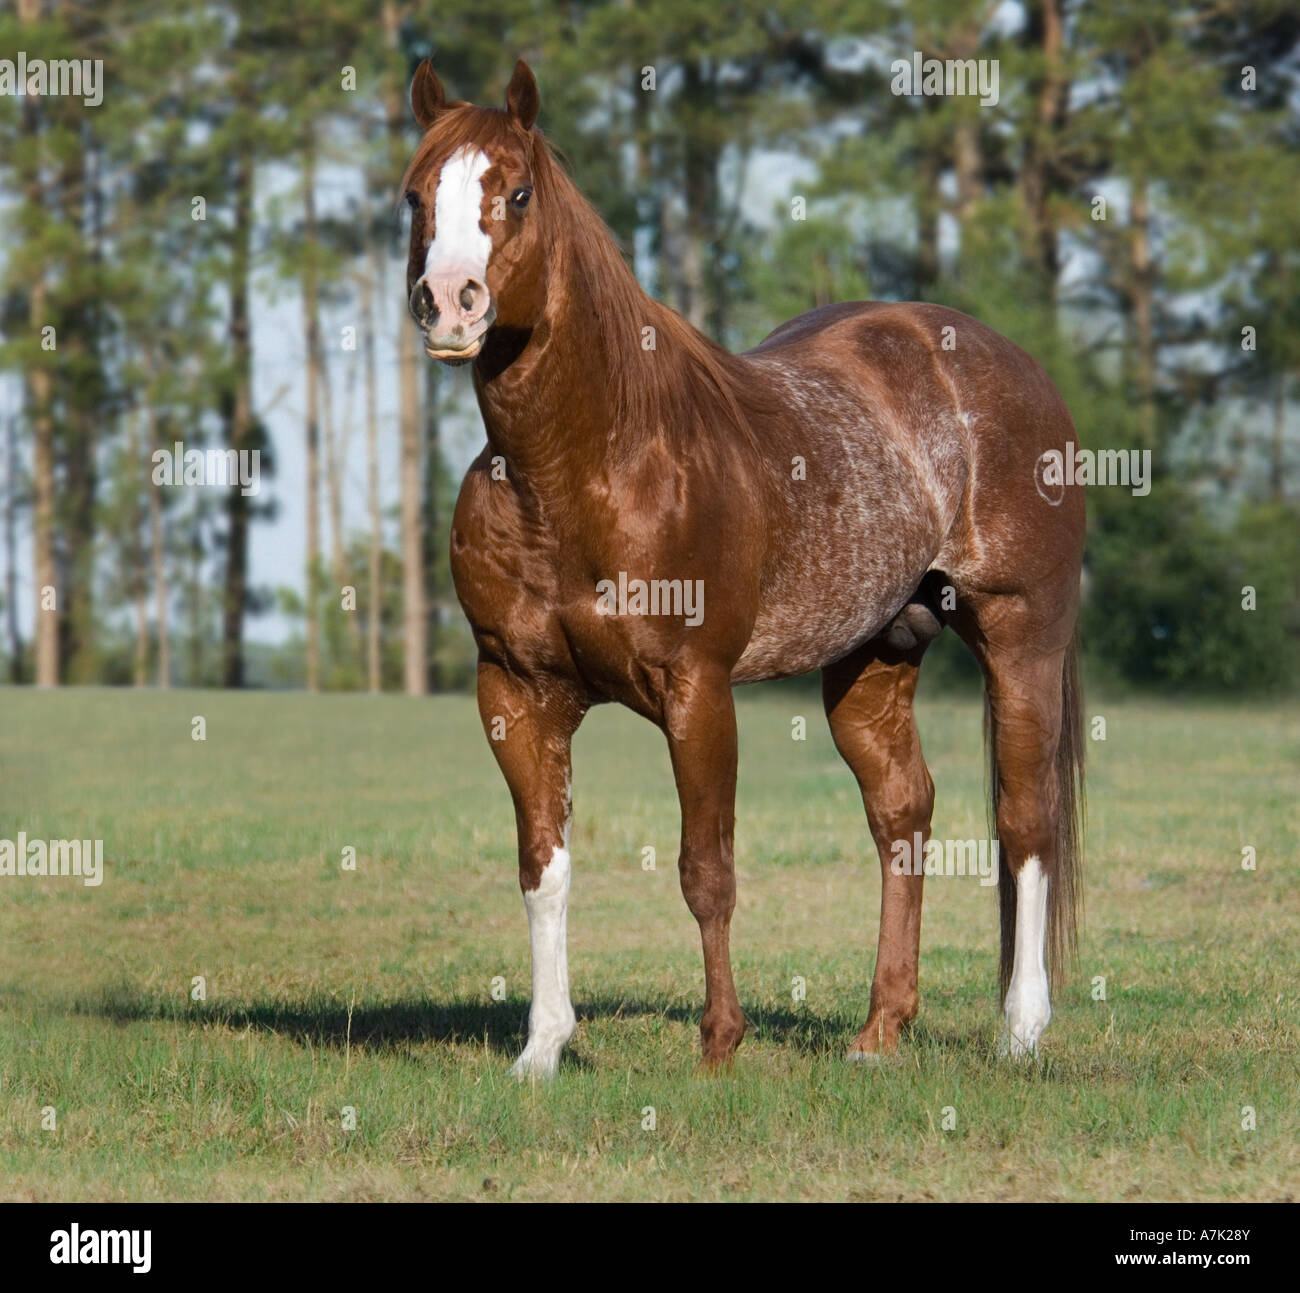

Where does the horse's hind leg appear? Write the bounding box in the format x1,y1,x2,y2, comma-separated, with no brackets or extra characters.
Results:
956,602,1083,1058
822,641,934,1057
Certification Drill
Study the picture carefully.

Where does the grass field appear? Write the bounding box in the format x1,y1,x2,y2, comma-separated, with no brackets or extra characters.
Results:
0,685,1296,1201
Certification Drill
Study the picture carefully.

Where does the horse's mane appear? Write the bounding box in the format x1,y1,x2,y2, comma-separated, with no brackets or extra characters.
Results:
401,106,755,456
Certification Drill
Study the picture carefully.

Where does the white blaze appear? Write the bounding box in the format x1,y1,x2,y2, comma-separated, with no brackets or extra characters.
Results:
1003,854,1052,1058
424,146,491,282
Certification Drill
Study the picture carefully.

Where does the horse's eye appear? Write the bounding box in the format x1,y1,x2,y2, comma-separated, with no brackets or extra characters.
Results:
404,191,420,210
510,186,532,211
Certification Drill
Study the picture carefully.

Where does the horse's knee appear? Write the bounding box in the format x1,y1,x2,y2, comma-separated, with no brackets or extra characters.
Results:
865,763,935,846
678,849,736,924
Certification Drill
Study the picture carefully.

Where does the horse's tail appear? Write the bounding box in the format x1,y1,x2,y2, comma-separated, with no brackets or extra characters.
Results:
989,633,1086,999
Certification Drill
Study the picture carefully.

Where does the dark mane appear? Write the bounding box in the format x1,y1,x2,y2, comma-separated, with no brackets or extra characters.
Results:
402,106,756,455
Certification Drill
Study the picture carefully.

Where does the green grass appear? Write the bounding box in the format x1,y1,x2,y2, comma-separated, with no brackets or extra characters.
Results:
0,686,1296,1201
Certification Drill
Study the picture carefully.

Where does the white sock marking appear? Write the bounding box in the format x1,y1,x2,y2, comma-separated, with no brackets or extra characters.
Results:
509,843,575,1079
1003,855,1052,1058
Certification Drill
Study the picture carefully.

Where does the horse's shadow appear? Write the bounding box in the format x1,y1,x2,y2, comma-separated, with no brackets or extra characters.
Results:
79,990,900,1060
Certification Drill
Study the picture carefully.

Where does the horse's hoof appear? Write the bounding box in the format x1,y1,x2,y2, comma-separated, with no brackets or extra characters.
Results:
997,1031,1043,1061
846,1047,902,1065
508,1042,566,1080
845,1048,884,1064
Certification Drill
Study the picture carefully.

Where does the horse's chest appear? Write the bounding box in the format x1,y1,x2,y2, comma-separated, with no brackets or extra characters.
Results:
455,542,640,696
451,483,624,686
450,481,567,667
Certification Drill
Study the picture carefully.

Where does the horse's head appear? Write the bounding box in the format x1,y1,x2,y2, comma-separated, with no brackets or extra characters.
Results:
401,59,546,365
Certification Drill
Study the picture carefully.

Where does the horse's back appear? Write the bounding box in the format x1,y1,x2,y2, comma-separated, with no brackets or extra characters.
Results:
746,299,908,353
747,298,1076,453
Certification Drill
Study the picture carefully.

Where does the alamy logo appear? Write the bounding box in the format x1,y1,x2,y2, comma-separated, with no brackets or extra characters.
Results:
891,52,999,107
0,52,103,107
595,571,705,627
152,440,261,496
890,833,999,885
50,1224,151,1273
1036,441,1151,500
0,834,103,886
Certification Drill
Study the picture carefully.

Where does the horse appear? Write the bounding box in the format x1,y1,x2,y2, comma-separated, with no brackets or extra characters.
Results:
400,58,1085,1077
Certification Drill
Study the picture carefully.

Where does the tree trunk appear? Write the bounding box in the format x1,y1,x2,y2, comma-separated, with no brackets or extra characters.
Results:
660,190,687,315
364,250,383,693
60,136,100,686
4,411,23,682
302,142,322,693
945,20,983,279
30,333,56,688
680,59,716,335
953,115,981,233
1020,0,1067,300
422,359,443,692
145,398,170,689
397,309,425,695
19,63,58,686
384,0,427,695
1269,252,1291,503
915,143,941,294
188,492,205,685
125,410,149,686
321,334,361,667
633,63,660,296
1271,369,1287,503
1129,176,1158,449
221,145,254,688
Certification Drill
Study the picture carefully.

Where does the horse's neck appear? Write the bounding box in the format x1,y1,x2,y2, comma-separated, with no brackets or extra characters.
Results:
475,255,682,497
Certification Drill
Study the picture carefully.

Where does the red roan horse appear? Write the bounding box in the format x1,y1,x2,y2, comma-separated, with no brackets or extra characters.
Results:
401,60,1085,1076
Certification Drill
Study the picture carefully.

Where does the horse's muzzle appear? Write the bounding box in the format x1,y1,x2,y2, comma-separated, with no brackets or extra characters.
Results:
411,263,496,363
419,300,497,363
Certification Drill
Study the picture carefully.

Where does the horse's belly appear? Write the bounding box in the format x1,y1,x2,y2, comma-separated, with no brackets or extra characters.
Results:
727,377,964,683
733,543,935,683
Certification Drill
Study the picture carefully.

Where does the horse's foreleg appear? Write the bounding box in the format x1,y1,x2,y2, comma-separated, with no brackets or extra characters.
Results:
822,644,934,1058
662,666,746,1068
477,661,586,1078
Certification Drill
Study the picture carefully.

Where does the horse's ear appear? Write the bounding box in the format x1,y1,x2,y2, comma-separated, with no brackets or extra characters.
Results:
505,59,540,130
411,59,447,131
